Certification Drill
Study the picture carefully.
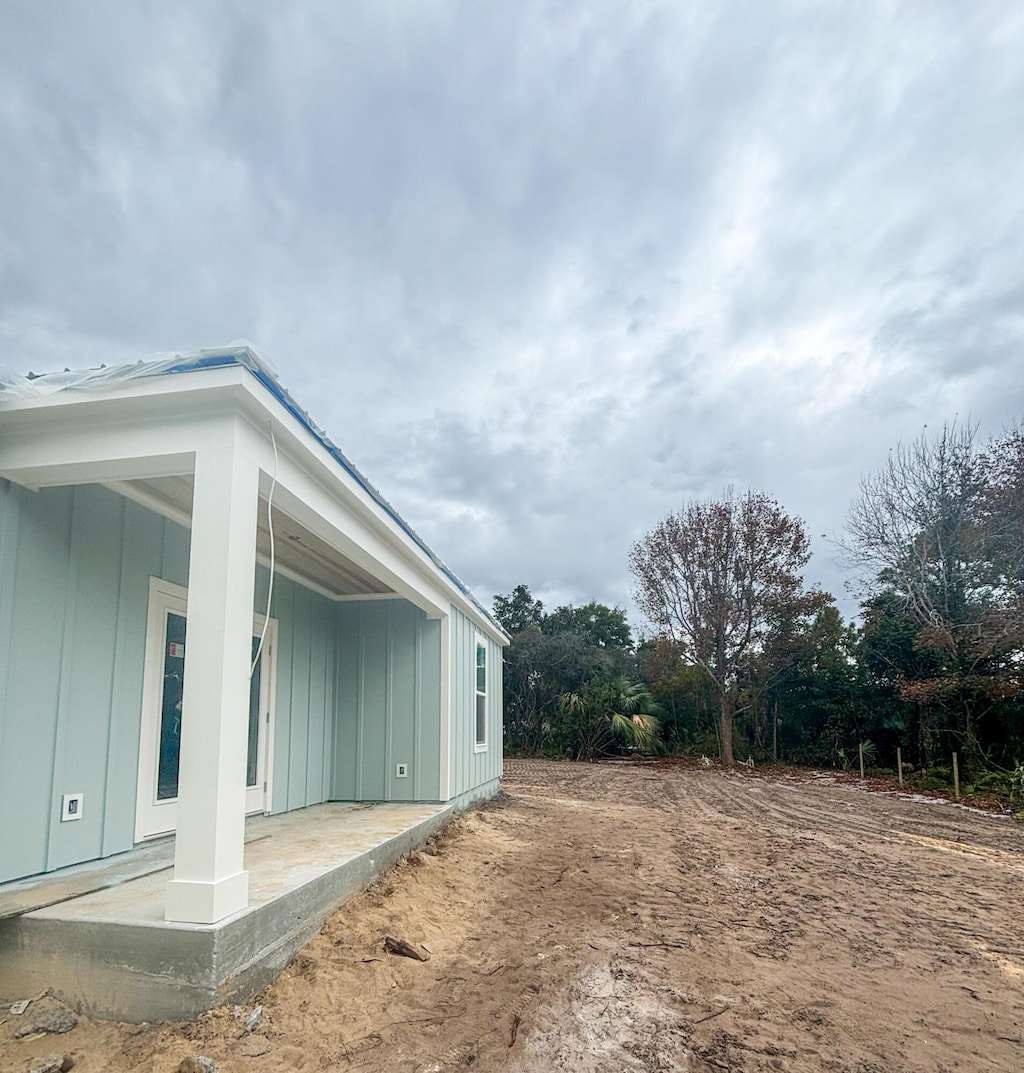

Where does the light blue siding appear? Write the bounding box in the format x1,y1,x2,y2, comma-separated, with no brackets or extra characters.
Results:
447,607,503,799
255,569,336,815
48,487,124,873
332,600,442,802
0,484,190,884
0,485,338,882
103,500,166,857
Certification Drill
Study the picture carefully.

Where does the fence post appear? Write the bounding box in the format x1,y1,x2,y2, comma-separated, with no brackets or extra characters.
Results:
953,752,960,801
897,746,903,788
859,742,865,779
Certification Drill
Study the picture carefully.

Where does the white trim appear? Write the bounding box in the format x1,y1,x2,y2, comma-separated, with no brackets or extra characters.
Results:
473,631,488,753
135,578,187,842
333,592,404,603
248,613,278,815
253,556,337,604
135,577,277,841
106,479,192,530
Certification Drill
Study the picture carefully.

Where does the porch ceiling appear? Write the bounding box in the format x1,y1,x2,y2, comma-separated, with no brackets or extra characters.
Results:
120,474,393,598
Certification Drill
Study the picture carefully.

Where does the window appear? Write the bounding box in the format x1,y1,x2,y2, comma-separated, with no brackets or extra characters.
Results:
474,635,488,750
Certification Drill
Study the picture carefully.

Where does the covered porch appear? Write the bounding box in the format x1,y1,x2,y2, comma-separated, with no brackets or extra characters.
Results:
0,350,459,926
0,349,506,1023
0,796,488,1022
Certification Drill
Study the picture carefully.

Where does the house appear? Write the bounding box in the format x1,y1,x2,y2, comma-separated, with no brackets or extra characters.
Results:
0,346,507,1018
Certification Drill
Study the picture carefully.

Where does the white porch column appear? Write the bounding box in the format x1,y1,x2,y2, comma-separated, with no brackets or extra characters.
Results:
165,436,260,924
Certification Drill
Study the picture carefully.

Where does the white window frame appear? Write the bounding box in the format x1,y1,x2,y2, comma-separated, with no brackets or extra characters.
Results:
474,633,488,752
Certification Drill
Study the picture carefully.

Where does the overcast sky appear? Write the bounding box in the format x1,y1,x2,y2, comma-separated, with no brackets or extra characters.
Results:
2,2,1022,629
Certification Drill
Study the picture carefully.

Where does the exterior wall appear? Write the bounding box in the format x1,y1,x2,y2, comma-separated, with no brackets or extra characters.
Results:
332,600,442,802
0,482,190,884
447,606,503,800
0,484,342,883
0,478,499,884
257,569,337,814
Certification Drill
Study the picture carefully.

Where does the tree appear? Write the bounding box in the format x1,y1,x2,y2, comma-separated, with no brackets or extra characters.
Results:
845,422,1024,770
638,636,720,752
495,586,636,755
542,602,633,650
979,422,1024,605
845,422,986,633
493,584,545,635
629,488,828,764
762,605,881,767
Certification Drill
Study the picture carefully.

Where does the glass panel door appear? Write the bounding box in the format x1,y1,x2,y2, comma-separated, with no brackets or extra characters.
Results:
247,637,262,789
157,611,187,800
137,578,275,841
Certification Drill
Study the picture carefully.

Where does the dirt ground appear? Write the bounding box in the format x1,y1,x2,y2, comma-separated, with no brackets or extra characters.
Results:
3,759,1023,1073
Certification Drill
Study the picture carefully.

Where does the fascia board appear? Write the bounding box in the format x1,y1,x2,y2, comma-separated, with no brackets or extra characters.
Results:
0,398,240,488
0,370,252,469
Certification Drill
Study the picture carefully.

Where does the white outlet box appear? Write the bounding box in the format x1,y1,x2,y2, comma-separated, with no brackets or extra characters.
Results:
61,792,84,822
396,763,409,778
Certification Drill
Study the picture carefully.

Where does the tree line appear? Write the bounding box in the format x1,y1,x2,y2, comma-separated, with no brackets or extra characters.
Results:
494,422,1024,800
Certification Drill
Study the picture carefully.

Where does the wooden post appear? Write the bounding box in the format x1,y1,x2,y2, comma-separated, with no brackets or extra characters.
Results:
953,752,960,801
859,742,865,779
897,746,904,788
772,702,778,763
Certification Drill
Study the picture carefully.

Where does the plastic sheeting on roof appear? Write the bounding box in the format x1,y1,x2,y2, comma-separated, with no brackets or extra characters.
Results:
0,343,280,400
0,343,505,635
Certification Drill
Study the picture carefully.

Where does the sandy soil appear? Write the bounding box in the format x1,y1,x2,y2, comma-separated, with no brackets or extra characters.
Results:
3,759,1023,1072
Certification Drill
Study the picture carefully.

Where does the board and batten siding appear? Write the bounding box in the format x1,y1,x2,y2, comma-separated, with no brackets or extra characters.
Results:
255,567,337,816
0,482,190,883
0,483,341,884
332,599,442,803
447,606,502,800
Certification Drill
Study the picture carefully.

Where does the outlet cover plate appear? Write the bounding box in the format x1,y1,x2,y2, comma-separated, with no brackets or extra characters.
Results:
61,792,84,822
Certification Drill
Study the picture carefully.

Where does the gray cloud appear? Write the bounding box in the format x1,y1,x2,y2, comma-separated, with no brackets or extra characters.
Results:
2,1,1023,627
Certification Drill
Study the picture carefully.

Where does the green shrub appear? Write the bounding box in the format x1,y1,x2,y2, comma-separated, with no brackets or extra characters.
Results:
907,766,953,792
964,766,1024,807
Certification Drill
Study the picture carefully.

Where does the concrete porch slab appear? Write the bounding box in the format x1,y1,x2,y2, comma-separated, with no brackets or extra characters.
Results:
0,783,496,1022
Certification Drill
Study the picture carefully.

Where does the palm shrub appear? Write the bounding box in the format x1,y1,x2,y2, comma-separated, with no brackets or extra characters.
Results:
554,676,662,761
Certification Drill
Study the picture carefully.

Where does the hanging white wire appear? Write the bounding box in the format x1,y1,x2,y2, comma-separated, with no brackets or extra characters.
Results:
251,423,278,679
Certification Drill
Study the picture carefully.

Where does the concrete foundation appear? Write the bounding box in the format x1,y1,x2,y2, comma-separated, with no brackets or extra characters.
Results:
0,781,497,1022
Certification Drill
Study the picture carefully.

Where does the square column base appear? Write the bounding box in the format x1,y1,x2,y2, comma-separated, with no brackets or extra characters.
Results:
165,870,249,924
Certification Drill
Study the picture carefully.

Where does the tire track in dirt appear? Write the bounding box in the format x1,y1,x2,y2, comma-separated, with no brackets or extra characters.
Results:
5,761,1022,1073
506,760,1024,1071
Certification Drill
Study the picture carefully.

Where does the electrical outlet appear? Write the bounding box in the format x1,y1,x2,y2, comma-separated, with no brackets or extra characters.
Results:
61,792,84,822
396,763,409,778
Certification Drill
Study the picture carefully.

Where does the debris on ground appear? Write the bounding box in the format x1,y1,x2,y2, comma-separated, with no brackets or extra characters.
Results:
176,1057,216,1073
242,1005,263,1035
14,1008,77,1039
27,1055,74,1073
384,934,430,961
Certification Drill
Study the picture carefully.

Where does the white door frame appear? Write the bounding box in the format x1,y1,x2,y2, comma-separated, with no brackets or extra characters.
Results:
135,577,277,842
246,609,278,816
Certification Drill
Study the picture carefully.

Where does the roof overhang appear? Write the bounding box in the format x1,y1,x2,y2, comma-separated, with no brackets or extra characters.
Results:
0,348,509,645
